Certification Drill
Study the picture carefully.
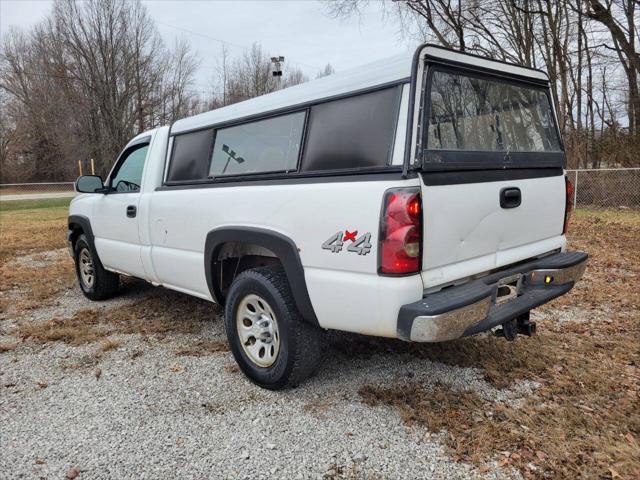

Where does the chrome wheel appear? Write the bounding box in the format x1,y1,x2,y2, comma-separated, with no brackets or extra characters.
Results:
236,294,280,367
79,248,95,289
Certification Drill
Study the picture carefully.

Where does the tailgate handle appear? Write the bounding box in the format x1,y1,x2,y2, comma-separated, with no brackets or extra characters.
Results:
500,187,521,209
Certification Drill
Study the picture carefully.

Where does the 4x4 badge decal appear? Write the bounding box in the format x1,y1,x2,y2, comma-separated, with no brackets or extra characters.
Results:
322,230,372,255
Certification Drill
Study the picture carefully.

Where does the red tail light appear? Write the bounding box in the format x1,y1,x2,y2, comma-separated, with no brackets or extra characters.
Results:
379,188,422,274
563,175,573,234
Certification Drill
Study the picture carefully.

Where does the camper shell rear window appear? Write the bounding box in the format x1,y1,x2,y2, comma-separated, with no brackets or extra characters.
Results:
421,65,564,170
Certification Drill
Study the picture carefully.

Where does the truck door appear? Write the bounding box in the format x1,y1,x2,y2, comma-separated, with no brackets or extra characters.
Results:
91,141,149,278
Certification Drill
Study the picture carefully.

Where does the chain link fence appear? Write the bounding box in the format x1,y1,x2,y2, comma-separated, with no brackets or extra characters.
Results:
566,168,640,209
0,169,639,208
0,182,75,201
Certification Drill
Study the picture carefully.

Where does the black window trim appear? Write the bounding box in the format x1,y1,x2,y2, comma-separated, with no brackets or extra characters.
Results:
419,62,565,171
106,137,151,194
162,79,409,187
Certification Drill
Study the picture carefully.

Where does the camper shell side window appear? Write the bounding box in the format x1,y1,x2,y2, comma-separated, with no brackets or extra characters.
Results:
300,86,401,172
162,85,404,186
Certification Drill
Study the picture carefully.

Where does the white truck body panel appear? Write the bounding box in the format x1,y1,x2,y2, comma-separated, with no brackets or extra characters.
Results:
146,175,422,336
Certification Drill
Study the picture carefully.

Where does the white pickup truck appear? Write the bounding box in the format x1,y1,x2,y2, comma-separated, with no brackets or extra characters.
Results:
69,45,587,389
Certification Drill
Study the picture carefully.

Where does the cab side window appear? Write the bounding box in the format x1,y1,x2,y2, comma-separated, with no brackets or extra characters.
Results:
111,144,149,192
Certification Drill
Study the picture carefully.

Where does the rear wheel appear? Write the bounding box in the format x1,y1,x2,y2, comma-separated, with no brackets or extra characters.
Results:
224,267,323,390
74,234,119,300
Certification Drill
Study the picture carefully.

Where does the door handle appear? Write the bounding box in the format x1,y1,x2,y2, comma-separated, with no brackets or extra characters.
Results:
500,187,521,209
126,205,137,218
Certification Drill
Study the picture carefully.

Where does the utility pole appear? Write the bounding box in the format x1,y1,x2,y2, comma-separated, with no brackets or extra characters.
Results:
271,56,284,89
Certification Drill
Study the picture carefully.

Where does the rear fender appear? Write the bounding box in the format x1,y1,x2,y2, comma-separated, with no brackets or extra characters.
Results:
204,226,319,327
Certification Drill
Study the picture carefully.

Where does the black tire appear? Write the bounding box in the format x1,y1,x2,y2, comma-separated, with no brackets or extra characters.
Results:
225,267,323,390
74,234,119,301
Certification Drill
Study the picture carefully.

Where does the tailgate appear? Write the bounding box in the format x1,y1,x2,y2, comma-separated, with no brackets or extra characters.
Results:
414,53,568,289
420,173,566,289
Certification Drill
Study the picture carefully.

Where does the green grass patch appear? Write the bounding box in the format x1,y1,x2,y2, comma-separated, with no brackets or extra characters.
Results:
0,197,72,212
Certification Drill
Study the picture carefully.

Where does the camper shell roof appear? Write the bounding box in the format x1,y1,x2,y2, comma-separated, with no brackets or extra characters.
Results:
170,44,550,135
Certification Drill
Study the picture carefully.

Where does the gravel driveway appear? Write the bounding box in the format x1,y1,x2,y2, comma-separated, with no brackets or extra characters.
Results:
0,251,531,479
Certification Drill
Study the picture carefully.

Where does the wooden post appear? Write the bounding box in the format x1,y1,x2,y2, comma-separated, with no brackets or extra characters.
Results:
90,158,95,175
78,160,83,176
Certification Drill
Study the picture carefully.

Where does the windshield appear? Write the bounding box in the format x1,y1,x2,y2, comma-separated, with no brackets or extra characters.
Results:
425,69,561,153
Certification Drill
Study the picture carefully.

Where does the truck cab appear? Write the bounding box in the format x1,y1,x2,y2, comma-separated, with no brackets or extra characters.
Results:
69,45,587,389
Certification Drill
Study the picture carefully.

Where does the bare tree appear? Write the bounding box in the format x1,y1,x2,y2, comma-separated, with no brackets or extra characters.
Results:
327,0,640,167
584,0,640,135
206,42,309,109
316,63,335,78
156,37,200,126
0,0,199,181
284,66,309,87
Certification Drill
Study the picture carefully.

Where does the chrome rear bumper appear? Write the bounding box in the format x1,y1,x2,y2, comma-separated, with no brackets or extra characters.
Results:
397,251,587,342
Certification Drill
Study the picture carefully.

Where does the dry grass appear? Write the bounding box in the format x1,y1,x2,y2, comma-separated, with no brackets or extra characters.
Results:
0,201,69,264
174,339,228,356
0,342,18,353
360,331,639,478
17,309,108,345
357,209,640,479
0,256,75,313
539,208,640,326
223,363,240,374
2,201,221,343
104,292,217,336
302,399,336,417
99,338,122,352
201,401,227,414
0,201,74,313
14,292,219,348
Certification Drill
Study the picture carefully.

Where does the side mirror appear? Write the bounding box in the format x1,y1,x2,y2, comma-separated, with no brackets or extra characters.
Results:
75,175,107,194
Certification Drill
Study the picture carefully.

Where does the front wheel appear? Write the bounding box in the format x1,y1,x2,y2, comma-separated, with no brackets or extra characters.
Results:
224,268,323,390
74,234,119,301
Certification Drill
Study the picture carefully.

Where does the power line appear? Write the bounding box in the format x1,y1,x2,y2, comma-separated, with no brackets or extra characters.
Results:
156,20,323,72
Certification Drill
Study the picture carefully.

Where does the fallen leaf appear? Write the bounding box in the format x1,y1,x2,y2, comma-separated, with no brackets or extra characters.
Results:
94,368,101,380
66,466,80,479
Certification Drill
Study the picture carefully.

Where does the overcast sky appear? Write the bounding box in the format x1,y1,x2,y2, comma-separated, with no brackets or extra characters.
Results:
0,0,415,92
